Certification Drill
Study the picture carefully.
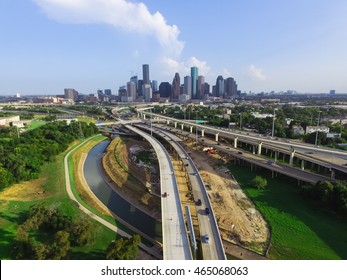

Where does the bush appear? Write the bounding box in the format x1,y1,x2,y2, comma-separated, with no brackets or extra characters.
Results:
251,176,267,189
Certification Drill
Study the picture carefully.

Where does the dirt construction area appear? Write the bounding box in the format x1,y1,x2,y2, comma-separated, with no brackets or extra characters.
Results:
104,136,269,257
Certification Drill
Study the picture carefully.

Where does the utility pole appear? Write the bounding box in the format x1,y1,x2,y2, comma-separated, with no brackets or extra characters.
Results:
272,108,277,137
315,111,321,146
239,113,242,130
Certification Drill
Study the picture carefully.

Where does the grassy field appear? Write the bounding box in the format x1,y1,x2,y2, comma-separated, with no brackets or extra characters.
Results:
26,119,47,131
77,116,97,124
0,137,117,260
229,164,347,260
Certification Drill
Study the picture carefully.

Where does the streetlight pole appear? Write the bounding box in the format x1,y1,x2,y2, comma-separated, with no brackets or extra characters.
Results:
150,108,152,136
272,108,277,137
239,113,242,130
315,111,321,146
196,112,198,150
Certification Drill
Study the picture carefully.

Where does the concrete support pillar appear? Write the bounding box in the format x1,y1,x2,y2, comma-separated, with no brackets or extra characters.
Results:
201,129,205,137
283,153,285,161
174,122,177,128
190,126,193,133
275,151,278,162
215,133,219,142
252,145,256,154
301,160,305,170
234,137,238,148
258,142,263,155
289,149,296,167
143,114,146,120
167,120,170,125
331,169,335,179
181,124,184,130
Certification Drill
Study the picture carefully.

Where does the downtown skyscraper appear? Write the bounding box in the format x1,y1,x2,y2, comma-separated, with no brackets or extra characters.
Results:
142,64,150,85
171,73,180,101
191,67,198,99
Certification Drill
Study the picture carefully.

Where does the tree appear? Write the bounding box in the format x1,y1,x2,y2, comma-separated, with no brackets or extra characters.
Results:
251,176,267,189
70,218,95,246
105,235,141,260
48,230,71,260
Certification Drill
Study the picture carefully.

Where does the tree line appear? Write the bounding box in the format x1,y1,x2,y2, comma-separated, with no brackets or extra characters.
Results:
0,121,99,190
301,181,347,217
14,203,140,260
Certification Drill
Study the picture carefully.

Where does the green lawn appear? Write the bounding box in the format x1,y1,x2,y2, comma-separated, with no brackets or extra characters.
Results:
26,119,47,131
229,164,347,260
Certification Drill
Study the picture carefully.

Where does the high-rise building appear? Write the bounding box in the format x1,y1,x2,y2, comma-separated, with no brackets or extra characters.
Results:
127,81,136,101
215,76,225,97
143,84,152,102
130,76,138,95
191,67,198,99
184,76,192,98
152,80,158,92
171,73,180,101
64,88,79,101
142,64,150,85
198,76,205,100
138,80,144,96
104,89,112,96
204,82,210,97
159,82,172,98
225,77,237,98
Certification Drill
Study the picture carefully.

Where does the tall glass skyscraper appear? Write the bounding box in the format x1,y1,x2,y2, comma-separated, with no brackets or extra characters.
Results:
191,67,198,99
142,64,150,85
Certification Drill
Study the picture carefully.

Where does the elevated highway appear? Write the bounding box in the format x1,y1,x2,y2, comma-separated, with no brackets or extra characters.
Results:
124,125,192,260
137,110,347,178
153,124,334,185
135,124,226,260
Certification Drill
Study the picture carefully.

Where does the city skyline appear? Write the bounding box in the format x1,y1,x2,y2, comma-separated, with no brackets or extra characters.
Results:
1,0,347,95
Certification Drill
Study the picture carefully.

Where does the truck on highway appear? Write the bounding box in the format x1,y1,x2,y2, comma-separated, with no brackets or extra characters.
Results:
203,147,213,152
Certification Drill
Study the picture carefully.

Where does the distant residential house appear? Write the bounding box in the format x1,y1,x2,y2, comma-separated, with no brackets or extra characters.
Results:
305,126,330,134
0,116,20,126
327,133,341,139
292,125,305,136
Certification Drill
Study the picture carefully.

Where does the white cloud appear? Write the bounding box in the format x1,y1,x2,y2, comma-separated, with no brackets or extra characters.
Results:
187,57,211,76
33,0,184,56
133,50,140,58
249,64,267,81
223,68,232,77
161,56,211,78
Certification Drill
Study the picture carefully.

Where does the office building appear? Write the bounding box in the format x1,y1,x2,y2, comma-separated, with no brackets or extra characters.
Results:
184,76,192,99
104,89,112,96
64,88,79,101
191,67,198,99
171,73,180,101
143,84,152,102
142,64,150,85
130,76,138,94
159,82,172,98
216,76,225,97
127,81,136,101
152,80,158,92
198,76,205,100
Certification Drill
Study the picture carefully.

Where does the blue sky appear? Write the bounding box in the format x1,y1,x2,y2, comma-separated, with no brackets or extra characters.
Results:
1,0,347,95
